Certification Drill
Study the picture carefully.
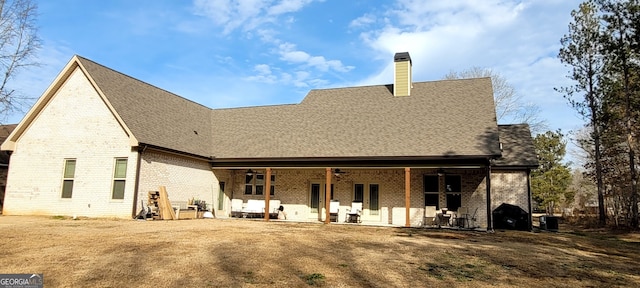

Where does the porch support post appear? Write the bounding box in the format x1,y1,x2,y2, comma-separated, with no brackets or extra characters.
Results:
264,168,272,221
486,163,493,231
325,168,332,224
405,167,411,227
527,168,533,231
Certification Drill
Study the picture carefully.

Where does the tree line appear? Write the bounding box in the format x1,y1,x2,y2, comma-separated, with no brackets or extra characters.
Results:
557,0,639,228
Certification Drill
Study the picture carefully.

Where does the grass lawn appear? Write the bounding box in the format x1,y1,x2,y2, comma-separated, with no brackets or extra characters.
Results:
1,216,639,287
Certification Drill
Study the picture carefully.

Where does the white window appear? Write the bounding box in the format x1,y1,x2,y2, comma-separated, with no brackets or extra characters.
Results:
244,173,275,195
445,175,461,211
112,158,127,199
61,159,76,198
423,175,439,209
353,184,364,202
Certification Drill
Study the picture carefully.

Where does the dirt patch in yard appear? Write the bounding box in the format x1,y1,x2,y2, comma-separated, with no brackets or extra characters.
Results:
0,216,639,287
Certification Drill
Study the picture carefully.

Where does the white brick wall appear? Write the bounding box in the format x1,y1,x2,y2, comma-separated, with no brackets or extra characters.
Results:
3,67,137,218
137,150,218,212
219,168,526,228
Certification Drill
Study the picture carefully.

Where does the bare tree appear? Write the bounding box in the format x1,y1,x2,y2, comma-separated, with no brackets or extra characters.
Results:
443,67,548,134
568,168,597,215
0,0,41,122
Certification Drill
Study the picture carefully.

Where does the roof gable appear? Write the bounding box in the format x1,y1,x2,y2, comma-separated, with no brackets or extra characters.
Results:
1,56,138,151
494,124,539,168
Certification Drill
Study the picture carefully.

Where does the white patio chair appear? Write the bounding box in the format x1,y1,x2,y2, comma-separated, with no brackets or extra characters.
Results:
423,206,437,227
230,199,243,217
456,206,469,228
330,200,340,222
467,207,479,228
436,208,452,228
346,202,362,223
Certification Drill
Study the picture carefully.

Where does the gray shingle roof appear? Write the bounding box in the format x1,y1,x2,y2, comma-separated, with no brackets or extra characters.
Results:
75,56,504,161
0,124,16,165
211,79,501,159
494,124,539,168
77,56,213,158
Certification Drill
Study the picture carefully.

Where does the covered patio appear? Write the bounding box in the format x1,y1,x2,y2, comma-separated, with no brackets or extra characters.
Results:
211,157,496,229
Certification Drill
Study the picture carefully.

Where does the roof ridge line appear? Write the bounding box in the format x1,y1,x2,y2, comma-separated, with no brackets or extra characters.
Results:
308,77,492,92
212,103,299,111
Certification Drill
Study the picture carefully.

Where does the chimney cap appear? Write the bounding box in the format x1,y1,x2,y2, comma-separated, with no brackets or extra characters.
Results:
394,52,412,63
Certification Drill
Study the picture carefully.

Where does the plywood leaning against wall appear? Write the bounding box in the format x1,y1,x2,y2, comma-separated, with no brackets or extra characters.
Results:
147,186,176,220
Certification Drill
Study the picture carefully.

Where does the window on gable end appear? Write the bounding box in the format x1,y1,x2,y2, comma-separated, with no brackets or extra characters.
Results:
61,159,76,198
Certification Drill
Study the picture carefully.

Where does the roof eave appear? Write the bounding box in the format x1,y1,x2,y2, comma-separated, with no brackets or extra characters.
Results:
210,155,497,169
141,143,212,161
492,164,539,170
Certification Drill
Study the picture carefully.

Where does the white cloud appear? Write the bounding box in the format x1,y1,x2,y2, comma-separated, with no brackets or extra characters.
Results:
193,0,315,34
278,42,354,72
268,0,314,15
349,14,376,29
191,0,345,90
355,0,552,87
254,64,272,75
293,71,310,87
244,62,331,89
245,64,277,83
352,0,584,137
279,43,311,62
389,0,524,30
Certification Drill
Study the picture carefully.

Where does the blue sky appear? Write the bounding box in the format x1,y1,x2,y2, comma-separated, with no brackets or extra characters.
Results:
12,0,584,155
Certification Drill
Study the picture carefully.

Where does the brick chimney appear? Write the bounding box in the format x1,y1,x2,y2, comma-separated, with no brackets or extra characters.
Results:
393,52,412,97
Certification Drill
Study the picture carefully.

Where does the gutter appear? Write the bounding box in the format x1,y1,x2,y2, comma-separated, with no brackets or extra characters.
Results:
210,155,496,169
142,143,212,161
491,165,539,170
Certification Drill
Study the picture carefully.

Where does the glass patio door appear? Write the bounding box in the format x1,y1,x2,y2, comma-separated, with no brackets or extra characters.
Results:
310,183,321,219
310,182,335,221
354,183,380,222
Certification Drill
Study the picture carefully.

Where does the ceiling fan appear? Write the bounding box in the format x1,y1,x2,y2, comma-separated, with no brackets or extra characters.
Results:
333,169,347,177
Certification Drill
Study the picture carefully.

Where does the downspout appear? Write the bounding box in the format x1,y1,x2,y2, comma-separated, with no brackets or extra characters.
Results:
131,144,147,218
486,159,493,232
527,168,533,231
209,157,216,218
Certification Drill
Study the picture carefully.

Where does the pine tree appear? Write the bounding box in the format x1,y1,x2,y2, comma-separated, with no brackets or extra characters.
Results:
531,131,573,214
558,0,607,225
598,0,640,227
